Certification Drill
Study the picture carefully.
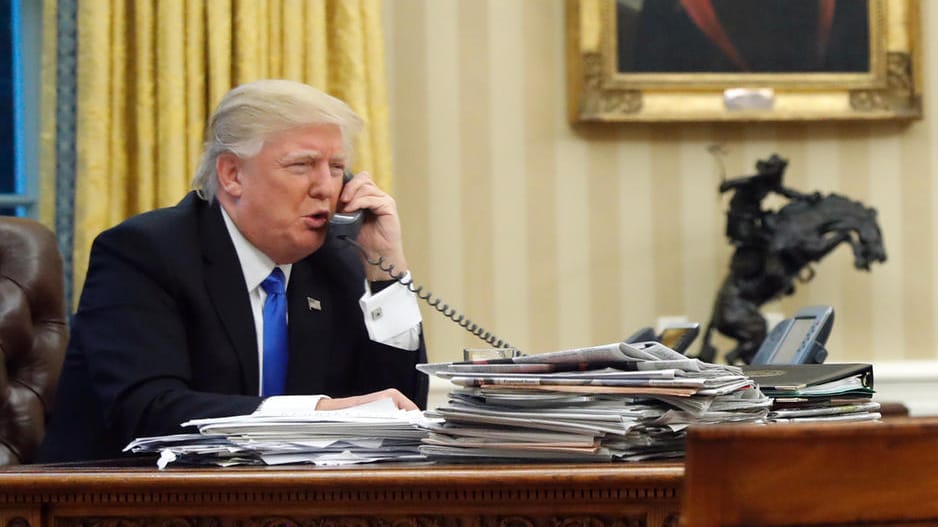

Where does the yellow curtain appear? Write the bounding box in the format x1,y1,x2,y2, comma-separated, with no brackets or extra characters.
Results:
72,0,393,303
38,0,57,228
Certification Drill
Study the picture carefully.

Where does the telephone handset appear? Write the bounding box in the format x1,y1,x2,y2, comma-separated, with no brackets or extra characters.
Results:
329,171,516,351
329,171,364,240
750,305,834,365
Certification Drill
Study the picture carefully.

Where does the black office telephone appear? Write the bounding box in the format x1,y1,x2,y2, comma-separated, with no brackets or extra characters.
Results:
750,305,834,365
624,322,700,354
329,172,515,350
657,322,700,354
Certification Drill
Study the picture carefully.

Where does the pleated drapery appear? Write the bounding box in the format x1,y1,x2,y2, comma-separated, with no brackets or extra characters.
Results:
66,0,393,302
39,0,58,229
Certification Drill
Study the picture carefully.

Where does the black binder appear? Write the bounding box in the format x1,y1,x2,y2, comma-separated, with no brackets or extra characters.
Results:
741,363,874,398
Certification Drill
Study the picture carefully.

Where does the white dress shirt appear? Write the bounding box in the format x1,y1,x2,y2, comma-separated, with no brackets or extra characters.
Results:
219,208,422,401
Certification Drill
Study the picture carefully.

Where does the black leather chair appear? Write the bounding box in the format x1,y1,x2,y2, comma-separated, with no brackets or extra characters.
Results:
0,216,67,465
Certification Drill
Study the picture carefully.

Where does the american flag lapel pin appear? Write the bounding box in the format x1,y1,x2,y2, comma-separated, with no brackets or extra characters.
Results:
307,297,322,311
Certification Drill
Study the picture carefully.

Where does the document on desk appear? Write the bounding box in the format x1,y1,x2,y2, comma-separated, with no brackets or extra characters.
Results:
185,401,432,437
124,398,440,469
419,341,743,377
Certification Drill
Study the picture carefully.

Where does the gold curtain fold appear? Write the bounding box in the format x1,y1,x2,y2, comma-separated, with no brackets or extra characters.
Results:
38,0,57,228
73,0,393,305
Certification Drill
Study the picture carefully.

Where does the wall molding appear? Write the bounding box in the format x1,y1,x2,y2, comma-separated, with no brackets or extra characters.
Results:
872,360,938,416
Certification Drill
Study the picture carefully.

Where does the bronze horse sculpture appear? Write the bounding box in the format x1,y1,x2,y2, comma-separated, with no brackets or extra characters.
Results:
697,156,887,364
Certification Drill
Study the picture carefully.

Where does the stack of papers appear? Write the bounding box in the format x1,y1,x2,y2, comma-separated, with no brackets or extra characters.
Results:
418,341,771,462
124,398,440,469
742,363,881,423
766,400,881,423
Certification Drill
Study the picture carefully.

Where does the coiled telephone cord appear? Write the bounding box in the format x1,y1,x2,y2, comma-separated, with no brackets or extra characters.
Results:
340,236,517,351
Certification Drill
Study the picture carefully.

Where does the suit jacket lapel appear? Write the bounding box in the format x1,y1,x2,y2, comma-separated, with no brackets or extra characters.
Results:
198,199,259,394
285,257,332,394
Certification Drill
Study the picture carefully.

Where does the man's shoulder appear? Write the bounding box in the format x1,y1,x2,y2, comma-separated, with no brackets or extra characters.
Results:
102,192,211,241
88,192,219,268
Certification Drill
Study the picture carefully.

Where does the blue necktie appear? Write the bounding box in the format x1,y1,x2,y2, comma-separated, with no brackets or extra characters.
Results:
261,267,288,396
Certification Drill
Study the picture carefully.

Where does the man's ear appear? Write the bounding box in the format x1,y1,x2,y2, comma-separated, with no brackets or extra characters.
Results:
216,153,244,197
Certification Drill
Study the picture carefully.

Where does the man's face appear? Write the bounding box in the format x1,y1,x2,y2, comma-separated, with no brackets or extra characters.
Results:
219,123,347,264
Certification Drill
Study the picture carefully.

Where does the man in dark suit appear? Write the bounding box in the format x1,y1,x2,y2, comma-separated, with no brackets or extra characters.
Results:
39,80,428,462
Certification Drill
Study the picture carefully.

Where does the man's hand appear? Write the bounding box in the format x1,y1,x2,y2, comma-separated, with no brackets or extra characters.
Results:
314,388,419,411
338,171,409,281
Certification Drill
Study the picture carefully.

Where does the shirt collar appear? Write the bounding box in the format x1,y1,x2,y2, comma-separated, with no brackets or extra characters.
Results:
220,206,293,292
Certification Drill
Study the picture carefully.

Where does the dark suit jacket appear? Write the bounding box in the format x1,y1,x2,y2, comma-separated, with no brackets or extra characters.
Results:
39,192,428,462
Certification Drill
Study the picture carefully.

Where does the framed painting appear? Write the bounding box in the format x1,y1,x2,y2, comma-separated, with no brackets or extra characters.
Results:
566,0,922,122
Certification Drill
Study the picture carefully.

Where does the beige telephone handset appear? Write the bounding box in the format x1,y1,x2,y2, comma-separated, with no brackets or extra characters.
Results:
330,172,517,351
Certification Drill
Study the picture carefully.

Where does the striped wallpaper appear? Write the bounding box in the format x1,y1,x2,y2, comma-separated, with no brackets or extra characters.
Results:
383,0,937,365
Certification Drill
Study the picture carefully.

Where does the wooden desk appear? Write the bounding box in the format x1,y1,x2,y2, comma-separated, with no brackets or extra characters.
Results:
681,417,938,527
0,462,683,527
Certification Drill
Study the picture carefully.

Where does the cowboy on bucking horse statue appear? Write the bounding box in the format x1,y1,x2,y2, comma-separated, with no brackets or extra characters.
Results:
697,154,887,365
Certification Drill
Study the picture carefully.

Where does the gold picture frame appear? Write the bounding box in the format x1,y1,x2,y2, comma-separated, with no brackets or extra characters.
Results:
566,0,922,123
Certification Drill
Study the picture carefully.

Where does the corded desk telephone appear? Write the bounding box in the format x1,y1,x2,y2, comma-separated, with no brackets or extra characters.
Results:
750,305,834,365
330,172,515,350
624,322,700,354
658,322,700,354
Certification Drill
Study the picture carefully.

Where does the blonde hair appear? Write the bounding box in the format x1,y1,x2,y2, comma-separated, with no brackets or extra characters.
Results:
193,79,364,202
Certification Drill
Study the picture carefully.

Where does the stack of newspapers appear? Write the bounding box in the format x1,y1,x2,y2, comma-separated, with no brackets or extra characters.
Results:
124,398,438,469
417,341,772,462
